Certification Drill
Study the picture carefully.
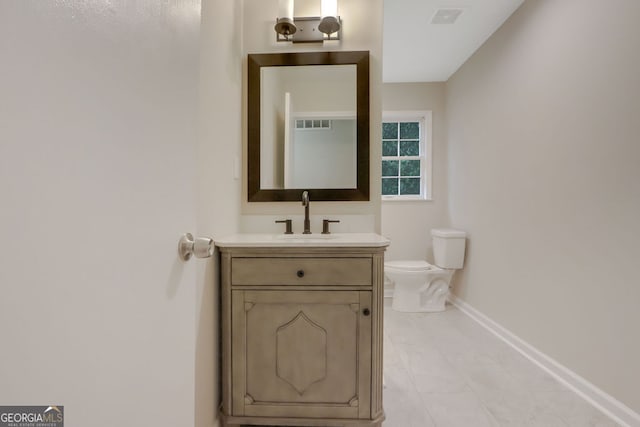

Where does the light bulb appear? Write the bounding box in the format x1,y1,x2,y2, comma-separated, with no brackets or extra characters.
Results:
278,0,294,19
321,0,337,18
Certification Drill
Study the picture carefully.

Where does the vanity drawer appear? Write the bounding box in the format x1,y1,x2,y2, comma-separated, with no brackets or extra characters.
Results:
231,257,372,286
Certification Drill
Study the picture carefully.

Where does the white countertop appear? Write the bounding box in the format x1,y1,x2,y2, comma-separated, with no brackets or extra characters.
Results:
214,233,390,248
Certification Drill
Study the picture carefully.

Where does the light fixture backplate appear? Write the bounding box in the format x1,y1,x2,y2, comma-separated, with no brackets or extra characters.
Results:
276,16,342,43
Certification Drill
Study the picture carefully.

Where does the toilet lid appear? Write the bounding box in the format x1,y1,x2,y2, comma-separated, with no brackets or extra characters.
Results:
385,260,433,272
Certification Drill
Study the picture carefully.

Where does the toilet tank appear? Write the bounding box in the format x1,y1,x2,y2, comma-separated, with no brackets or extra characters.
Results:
431,229,466,269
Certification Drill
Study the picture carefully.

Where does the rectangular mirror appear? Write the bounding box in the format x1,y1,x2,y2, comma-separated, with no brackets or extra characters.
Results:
248,51,369,202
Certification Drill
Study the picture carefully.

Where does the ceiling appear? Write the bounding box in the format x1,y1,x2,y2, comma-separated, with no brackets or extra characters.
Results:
383,0,525,82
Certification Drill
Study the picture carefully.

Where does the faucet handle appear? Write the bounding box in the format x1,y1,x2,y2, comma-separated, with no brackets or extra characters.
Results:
275,219,293,234
322,219,340,234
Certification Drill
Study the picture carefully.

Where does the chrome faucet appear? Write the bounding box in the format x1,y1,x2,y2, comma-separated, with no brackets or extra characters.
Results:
302,191,311,234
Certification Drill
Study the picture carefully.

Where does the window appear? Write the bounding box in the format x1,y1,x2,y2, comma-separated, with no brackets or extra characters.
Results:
382,111,432,200
295,119,331,130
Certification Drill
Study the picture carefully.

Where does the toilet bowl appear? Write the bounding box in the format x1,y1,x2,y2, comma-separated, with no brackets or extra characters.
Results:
385,229,466,313
385,261,454,312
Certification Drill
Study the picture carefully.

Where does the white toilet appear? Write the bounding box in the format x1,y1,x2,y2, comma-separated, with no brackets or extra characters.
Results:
385,229,466,313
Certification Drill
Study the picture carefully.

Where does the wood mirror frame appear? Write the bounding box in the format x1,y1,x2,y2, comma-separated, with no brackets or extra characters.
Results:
248,51,369,202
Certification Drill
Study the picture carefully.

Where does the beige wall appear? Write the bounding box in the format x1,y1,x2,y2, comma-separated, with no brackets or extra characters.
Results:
241,0,383,234
447,0,640,413
381,83,449,261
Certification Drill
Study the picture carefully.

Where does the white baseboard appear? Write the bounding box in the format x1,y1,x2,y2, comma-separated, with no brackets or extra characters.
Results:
448,294,640,427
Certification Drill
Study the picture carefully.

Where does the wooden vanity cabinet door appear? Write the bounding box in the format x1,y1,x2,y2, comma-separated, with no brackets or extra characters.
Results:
231,290,372,420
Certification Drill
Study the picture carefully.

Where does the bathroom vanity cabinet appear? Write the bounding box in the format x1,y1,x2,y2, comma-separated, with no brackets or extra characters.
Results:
216,234,389,427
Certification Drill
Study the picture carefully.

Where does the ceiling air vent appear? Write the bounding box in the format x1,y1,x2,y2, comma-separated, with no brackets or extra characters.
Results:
430,8,464,25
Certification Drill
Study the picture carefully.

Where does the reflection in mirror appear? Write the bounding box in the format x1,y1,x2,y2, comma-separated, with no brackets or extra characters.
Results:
260,65,356,190
289,118,356,188
248,51,369,202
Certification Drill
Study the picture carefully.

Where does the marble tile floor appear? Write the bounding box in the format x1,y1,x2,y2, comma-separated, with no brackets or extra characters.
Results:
383,304,621,427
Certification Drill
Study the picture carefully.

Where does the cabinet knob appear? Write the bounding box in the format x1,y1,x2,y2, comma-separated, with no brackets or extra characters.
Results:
362,308,371,316
297,270,305,278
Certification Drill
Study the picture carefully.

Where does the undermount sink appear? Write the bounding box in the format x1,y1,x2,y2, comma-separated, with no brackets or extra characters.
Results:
275,234,336,240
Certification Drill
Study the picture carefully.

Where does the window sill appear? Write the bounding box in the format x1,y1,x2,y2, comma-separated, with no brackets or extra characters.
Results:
382,197,432,203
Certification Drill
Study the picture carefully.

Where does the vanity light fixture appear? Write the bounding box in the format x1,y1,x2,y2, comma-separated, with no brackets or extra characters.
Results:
275,0,342,43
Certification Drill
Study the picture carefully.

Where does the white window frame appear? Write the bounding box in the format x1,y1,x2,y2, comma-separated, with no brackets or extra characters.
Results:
381,111,432,201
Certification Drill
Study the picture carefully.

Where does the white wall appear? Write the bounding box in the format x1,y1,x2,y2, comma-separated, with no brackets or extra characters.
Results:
0,1,202,425
241,0,383,234
381,83,448,261
279,65,357,113
292,119,356,188
196,1,242,426
447,0,640,414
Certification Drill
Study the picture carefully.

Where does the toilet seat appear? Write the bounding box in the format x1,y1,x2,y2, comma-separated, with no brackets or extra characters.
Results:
385,260,440,272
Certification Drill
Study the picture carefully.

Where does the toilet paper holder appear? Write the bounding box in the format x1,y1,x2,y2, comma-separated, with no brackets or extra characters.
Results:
178,233,214,261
